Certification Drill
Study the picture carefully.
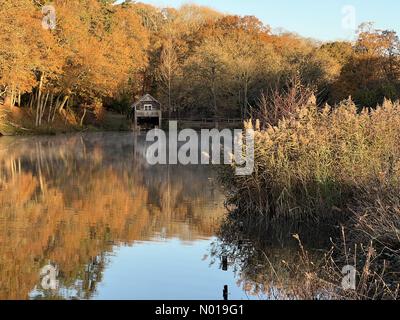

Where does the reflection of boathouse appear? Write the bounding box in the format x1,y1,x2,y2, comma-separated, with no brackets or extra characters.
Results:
131,94,162,130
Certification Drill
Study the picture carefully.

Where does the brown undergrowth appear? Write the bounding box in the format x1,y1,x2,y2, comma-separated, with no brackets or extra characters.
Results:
218,97,400,299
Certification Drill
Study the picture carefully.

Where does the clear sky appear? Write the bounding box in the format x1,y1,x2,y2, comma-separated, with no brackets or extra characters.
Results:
125,0,400,41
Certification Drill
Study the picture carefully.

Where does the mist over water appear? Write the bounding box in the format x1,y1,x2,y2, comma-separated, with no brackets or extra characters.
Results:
0,132,273,300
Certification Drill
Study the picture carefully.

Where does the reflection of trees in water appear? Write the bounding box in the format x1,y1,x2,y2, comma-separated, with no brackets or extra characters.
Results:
211,211,340,299
30,254,107,300
0,133,225,299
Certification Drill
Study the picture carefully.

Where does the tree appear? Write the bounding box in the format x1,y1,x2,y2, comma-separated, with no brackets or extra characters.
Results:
183,38,226,117
332,23,400,106
157,38,180,118
2,1,399,128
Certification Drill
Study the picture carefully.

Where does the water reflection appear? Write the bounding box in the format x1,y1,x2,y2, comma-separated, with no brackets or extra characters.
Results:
0,132,225,300
210,211,339,300
0,132,337,300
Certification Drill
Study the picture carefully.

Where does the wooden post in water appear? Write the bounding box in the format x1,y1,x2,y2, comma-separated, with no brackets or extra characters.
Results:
222,256,228,271
223,285,229,301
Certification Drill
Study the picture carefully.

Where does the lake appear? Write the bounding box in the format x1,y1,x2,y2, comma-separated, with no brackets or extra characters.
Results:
0,132,276,300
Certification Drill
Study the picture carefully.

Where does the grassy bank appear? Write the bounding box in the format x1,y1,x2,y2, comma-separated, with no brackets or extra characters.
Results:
219,98,400,299
0,104,130,136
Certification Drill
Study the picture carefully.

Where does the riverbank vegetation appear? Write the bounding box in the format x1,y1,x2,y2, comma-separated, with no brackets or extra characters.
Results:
1,1,400,134
1,0,400,300
219,94,400,299
214,209,400,300
223,97,400,221
0,104,129,135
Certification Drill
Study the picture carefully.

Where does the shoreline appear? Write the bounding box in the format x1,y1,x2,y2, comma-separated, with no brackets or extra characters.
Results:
0,105,131,137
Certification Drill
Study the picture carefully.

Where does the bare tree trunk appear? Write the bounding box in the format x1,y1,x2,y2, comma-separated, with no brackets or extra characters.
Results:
47,93,54,123
39,91,49,126
56,95,70,124
58,95,69,112
238,89,243,121
36,73,44,126
168,75,171,119
28,93,33,109
9,85,16,107
159,37,177,120
80,108,87,126
0,86,7,100
244,78,249,118
52,95,60,122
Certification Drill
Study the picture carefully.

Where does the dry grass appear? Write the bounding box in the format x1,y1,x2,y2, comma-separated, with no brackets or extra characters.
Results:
350,188,400,251
0,104,80,135
0,104,129,135
219,97,400,299
295,230,400,300
215,211,400,300
222,98,400,221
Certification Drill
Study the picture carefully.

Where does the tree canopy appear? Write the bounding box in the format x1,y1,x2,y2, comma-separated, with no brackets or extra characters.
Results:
1,0,399,125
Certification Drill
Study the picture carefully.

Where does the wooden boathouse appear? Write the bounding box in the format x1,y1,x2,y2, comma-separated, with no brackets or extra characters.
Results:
131,94,162,130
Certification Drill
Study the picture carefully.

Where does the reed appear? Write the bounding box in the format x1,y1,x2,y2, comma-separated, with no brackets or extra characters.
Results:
221,98,400,222
218,96,400,299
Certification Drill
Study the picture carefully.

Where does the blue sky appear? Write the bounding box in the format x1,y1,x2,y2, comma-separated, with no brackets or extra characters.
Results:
122,0,400,41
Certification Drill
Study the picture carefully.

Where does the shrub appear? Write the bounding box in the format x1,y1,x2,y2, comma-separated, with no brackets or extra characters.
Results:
221,98,400,222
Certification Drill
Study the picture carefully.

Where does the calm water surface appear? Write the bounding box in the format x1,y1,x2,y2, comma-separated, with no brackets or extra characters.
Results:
0,132,273,300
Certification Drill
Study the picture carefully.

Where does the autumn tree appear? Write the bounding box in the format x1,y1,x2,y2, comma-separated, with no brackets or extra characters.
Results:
157,38,180,118
332,23,400,106
2,1,400,128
